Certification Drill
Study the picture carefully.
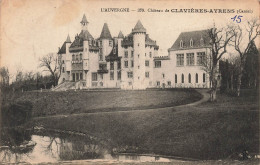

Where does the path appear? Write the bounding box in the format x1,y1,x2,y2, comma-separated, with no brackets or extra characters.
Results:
34,89,210,120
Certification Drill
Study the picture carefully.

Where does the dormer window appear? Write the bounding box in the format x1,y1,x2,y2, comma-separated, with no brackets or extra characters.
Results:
190,39,193,47
180,40,183,48
200,37,204,46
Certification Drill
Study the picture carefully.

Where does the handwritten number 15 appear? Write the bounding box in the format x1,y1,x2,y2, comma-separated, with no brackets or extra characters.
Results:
231,15,243,23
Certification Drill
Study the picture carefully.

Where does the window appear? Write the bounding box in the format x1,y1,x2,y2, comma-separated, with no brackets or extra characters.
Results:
145,60,149,67
62,60,65,64
190,39,193,47
62,67,65,73
180,40,183,48
188,73,191,83
100,74,103,80
149,81,152,86
203,73,206,83
138,66,140,69
162,73,165,79
196,73,198,83
72,54,75,60
167,81,171,86
79,54,82,60
200,38,204,46
127,71,133,78
113,47,116,54
124,51,128,58
110,71,114,80
155,61,161,68
92,73,97,81
131,60,134,67
186,53,194,65
99,64,107,70
149,52,152,58
175,74,177,83
124,61,128,68
176,54,184,66
131,51,134,57
117,61,121,69
182,74,184,83
110,62,114,70
197,52,206,65
109,40,112,47
117,71,121,80
80,73,83,80
156,81,160,86
145,72,149,78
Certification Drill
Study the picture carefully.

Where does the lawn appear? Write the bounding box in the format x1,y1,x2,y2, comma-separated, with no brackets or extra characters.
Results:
32,89,259,160
13,88,202,117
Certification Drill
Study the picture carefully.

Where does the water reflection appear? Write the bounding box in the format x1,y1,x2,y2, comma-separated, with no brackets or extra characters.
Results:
0,130,175,163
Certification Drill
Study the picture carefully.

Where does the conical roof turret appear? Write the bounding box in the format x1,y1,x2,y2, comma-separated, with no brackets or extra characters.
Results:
100,23,112,39
132,20,146,33
118,31,124,38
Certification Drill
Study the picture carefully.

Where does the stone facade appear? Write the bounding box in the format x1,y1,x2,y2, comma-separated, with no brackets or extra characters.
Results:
58,14,211,89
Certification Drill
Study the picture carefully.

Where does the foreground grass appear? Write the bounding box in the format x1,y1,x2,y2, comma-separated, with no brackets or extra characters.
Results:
33,89,259,160
13,89,201,117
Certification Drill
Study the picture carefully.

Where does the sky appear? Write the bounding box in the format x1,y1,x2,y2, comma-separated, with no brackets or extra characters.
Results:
0,0,259,78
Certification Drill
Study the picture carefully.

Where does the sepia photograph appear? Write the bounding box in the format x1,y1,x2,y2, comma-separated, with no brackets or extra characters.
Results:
0,0,259,164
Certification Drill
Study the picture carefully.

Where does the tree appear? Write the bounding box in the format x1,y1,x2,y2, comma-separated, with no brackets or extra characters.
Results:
204,26,235,101
231,18,260,96
0,67,10,87
39,53,62,86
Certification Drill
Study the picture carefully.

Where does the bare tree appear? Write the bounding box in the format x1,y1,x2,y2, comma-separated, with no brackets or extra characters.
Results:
204,26,235,101
0,67,10,87
39,53,62,86
230,18,260,96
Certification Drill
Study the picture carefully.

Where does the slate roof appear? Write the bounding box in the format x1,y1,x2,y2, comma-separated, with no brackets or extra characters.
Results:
99,23,112,39
169,29,211,51
132,20,146,33
121,33,159,49
69,30,94,50
80,14,89,24
58,42,66,54
58,35,71,54
118,31,124,38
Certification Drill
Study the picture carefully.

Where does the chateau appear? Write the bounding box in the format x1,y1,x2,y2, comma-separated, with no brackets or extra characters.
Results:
58,14,211,89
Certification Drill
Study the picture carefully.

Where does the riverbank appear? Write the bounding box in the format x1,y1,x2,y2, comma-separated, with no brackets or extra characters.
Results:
32,89,259,160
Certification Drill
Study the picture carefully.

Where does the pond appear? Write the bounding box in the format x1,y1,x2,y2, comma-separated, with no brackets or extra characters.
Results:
0,128,180,164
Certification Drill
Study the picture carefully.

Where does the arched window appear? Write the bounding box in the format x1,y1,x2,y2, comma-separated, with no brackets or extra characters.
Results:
203,73,206,83
188,73,191,83
175,74,177,83
182,74,184,83
180,40,183,48
190,39,193,47
196,73,198,83
72,54,75,60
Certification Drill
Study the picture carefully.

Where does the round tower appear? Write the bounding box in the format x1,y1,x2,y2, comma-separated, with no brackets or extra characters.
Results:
99,23,113,61
132,20,146,89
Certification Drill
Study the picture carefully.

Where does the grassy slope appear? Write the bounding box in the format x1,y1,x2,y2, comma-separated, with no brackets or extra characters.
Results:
14,89,201,117
33,89,259,160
